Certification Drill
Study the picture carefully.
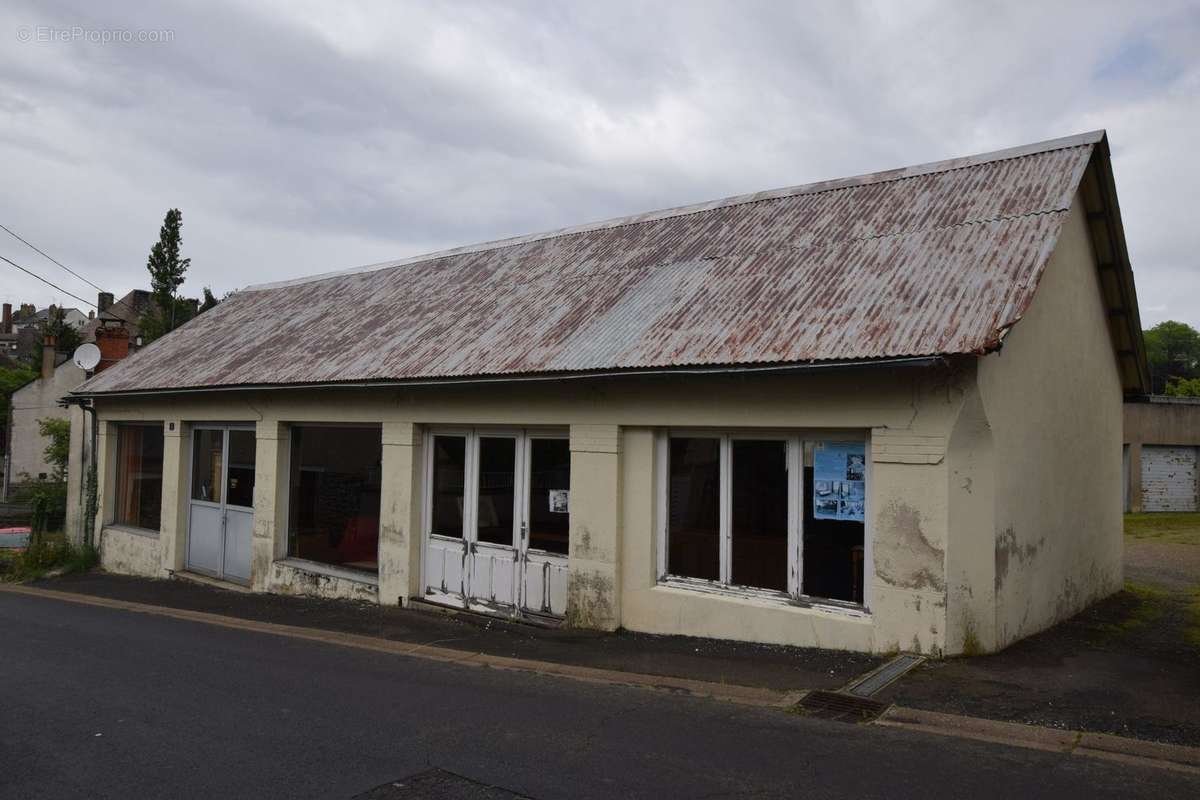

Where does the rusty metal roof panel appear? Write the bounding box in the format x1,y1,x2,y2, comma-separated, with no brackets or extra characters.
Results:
79,132,1103,394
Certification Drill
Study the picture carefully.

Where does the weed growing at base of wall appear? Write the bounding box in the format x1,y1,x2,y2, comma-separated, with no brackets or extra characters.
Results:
2,532,98,582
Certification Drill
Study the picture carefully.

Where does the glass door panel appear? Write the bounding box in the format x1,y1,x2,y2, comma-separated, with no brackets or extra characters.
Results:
476,436,517,546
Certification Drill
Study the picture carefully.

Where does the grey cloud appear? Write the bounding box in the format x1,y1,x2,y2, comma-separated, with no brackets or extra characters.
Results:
0,0,1197,331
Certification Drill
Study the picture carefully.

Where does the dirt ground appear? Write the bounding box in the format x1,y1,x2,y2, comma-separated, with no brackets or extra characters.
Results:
880,514,1200,746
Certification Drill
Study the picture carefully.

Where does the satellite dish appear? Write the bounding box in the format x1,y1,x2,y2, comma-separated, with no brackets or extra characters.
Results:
72,342,101,371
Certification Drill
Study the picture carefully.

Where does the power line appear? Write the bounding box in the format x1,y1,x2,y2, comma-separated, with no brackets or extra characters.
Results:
0,222,105,293
0,253,98,309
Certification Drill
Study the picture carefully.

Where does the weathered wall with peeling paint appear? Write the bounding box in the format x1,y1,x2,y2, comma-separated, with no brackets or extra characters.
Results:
99,526,162,578
976,194,1124,649
267,560,379,603
90,367,965,651
944,379,996,653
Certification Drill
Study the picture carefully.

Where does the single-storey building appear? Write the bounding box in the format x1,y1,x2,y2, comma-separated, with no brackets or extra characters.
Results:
1124,396,1200,512
67,130,1148,655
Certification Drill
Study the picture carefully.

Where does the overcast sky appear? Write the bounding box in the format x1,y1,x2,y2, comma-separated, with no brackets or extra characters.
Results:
2,1,1198,329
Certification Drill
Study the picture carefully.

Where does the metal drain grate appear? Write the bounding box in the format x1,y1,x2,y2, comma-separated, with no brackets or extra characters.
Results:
796,690,889,723
844,653,926,698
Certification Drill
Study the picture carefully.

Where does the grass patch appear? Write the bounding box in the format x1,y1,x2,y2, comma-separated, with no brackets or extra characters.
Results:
1,531,99,583
1124,513,1200,545
1090,582,1168,639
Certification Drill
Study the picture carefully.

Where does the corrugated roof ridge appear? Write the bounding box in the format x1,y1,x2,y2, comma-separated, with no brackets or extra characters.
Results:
245,131,1103,293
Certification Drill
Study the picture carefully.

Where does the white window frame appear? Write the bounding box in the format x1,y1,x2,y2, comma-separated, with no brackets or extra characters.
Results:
655,429,871,613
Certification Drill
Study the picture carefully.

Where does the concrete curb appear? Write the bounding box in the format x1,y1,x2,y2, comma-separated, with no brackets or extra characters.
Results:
0,583,793,709
7,582,1199,776
876,706,1200,776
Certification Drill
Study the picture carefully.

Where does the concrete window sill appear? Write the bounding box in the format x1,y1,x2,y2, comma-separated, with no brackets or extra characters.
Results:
653,579,872,621
274,557,380,587
102,524,161,540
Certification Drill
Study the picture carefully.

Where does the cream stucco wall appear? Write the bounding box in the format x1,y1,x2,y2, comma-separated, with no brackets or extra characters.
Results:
86,363,968,654
975,195,1125,650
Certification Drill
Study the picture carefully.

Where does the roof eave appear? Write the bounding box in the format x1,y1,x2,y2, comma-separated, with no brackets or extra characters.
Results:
1079,133,1152,396
69,354,952,399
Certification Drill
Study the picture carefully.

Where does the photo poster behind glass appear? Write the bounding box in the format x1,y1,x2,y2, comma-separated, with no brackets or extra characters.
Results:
812,441,866,523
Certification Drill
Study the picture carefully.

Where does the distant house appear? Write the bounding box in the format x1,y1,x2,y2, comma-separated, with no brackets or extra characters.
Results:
70,130,1146,656
3,293,141,498
16,305,91,333
6,341,84,486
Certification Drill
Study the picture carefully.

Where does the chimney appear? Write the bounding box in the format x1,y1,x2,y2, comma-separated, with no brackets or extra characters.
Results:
94,326,130,373
2,303,10,334
42,334,57,380
97,292,114,314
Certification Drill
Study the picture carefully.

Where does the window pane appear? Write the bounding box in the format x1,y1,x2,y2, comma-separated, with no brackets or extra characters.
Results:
804,441,866,604
476,437,516,546
431,436,466,537
115,424,163,530
287,426,382,573
190,429,224,504
226,430,256,508
667,437,720,581
528,438,570,555
730,440,788,591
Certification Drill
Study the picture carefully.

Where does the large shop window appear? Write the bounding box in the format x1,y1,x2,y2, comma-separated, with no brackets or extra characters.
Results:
114,423,164,531
287,425,382,573
660,433,866,606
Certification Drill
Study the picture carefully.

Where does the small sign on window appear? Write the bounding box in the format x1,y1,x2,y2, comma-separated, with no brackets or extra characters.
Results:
813,442,866,522
549,489,569,514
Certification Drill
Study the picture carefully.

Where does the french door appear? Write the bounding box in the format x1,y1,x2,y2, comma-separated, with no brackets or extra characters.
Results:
186,425,256,584
423,429,570,617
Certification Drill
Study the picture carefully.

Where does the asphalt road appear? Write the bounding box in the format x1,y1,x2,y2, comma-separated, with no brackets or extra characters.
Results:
1,592,1196,799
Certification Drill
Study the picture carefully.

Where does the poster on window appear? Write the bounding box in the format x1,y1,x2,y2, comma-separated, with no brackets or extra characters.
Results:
548,489,569,514
813,442,866,522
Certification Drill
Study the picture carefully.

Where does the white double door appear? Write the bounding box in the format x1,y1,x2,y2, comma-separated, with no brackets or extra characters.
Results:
186,425,256,584
424,429,570,618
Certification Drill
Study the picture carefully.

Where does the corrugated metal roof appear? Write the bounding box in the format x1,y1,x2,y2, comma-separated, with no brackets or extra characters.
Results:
79,131,1106,395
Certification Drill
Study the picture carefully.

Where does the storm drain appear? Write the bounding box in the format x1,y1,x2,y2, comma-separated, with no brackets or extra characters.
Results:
843,653,926,698
353,768,532,799
795,690,889,723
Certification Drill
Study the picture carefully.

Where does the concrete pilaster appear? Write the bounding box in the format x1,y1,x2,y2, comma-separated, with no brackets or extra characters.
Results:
64,405,87,546
251,420,287,592
159,420,186,575
378,422,423,606
566,424,621,631
94,421,116,543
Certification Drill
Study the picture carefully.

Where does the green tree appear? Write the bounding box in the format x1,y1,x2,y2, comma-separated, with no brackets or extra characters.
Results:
0,363,37,432
146,208,190,306
37,417,70,482
1164,377,1200,398
140,208,192,342
1143,320,1200,394
42,306,82,356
